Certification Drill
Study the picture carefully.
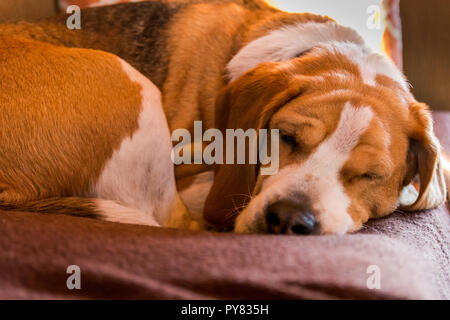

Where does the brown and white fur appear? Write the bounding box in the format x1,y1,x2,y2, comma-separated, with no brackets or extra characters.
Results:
0,35,191,228
0,0,447,234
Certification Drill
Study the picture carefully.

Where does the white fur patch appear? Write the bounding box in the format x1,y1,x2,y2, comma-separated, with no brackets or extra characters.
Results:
93,58,186,227
227,22,364,81
398,184,419,207
95,199,159,226
235,102,374,234
227,21,408,92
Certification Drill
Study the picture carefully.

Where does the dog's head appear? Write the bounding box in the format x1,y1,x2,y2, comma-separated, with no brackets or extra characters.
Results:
203,41,447,235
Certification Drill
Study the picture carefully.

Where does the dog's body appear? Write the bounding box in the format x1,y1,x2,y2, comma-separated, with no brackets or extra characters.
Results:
0,34,191,228
0,0,447,234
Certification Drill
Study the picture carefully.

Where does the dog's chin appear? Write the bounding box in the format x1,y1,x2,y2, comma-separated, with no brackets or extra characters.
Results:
234,209,266,234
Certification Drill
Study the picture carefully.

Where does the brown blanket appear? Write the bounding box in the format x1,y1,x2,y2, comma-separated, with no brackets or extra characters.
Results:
0,113,449,300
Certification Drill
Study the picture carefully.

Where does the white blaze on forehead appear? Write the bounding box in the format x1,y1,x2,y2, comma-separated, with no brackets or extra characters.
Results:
235,103,374,234
321,103,374,156
288,103,374,233
227,22,364,81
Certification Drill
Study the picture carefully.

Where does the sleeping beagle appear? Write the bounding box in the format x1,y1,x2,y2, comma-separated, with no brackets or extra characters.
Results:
0,0,447,235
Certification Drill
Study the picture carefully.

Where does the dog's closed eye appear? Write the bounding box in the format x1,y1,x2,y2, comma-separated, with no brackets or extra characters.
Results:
281,134,297,147
347,172,383,184
343,169,384,183
358,173,381,181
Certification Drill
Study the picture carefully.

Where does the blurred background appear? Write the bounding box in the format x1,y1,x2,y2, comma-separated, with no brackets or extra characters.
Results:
0,0,448,111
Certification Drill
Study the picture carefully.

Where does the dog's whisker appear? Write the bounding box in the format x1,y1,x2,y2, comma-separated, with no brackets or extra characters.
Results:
224,210,240,221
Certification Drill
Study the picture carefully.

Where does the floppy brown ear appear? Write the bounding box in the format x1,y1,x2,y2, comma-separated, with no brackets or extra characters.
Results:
399,102,447,211
203,62,306,227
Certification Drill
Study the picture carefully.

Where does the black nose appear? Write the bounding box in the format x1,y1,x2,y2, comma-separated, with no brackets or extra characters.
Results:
265,198,317,235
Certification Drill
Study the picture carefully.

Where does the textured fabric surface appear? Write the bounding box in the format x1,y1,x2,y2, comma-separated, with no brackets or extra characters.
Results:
0,206,448,299
0,113,448,300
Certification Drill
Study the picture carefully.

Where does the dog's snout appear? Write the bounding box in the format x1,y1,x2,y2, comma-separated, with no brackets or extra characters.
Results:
265,198,317,235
